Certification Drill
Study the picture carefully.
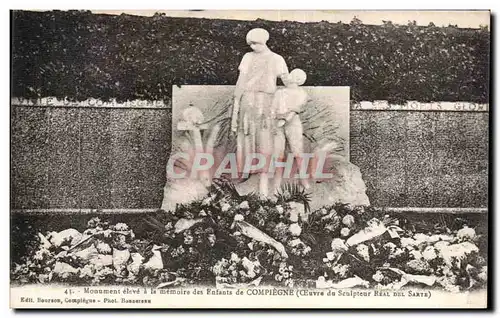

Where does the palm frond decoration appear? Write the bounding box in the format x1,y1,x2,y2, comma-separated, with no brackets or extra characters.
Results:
300,232,318,248
139,212,181,242
214,117,234,149
142,215,166,232
241,191,263,205
195,98,236,154
210,178,241,201
275,182,312,213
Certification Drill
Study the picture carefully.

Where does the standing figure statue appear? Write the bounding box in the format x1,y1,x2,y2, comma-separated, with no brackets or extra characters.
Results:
231,28,289,197
271,68,310,193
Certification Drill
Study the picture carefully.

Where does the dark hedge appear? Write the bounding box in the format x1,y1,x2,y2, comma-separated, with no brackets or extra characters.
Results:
11,11,490,103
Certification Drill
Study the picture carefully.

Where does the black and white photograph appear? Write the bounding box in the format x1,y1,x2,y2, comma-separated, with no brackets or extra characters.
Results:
9,9,490,309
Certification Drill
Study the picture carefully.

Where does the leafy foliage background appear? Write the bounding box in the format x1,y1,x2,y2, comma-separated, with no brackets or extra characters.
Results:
12,11,489,103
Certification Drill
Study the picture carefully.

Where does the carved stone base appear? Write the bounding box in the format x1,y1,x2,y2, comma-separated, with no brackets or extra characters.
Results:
307,156,370,210
160,178,209,212
235,155,370,211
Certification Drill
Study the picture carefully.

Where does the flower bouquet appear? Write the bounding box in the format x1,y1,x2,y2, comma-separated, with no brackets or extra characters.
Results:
212,252,263,288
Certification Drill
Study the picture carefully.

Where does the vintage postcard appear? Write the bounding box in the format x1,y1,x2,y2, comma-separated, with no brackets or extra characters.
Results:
10,10,490,309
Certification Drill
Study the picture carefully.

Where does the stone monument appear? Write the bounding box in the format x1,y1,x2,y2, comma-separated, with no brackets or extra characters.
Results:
161,28,370,212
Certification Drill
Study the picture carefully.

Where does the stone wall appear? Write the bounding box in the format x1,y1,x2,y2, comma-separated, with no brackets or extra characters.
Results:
10,97,488,210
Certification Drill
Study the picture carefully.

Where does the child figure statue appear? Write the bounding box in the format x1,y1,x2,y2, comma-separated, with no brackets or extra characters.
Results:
271,68,310,192
231,28,289,197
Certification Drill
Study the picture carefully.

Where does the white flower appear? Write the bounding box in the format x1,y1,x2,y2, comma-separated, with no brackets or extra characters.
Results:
234,214,244,222
114,223,129,231
96,242,112,254
303,246,312,254
102,229,113,238
53,262,79,276
208,234,216,246
413,233,430,245
212,264,223,276
383,242,397,254
434,240,451,252
326,251,336,261
288,211,299,223
127,253,144,275
92,254,113,267
354,206,365,215
437,276,461,293
457,226,476,241
340,227,351,237
289,223,302,237
331,238,347,252
400,237,417,248
342,214,355,227
34,249,49,261
332,264,350,277
288,238,302,247
319,208,328,215
239,201,249,210
221,203,231,212
356,244,370,262
199,210,207,217
230,252,241,263
439,242,479,268
79,265,94,278
372,271,384,283
276,205,284,214
34,252,44,261
422,246,437,261
201,197,212,206
112,248,131,271
390,248,405,259
96,267,114,278
441,265,453,276
288,202,305,222
38,273,52,283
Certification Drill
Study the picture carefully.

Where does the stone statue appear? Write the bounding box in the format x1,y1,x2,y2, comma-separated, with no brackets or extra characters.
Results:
271,68,310,193
160,28,371,212
231,28,289,197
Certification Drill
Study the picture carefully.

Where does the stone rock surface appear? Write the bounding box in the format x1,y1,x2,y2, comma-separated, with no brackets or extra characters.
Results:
161,154,370,212
161,178,209,212
310,154,370,209
235,155,370,211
